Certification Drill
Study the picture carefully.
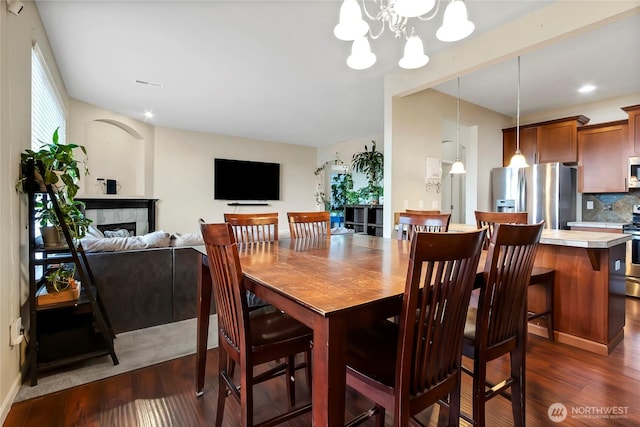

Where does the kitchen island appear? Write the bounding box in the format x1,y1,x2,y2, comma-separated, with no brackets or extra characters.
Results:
452,224,630,355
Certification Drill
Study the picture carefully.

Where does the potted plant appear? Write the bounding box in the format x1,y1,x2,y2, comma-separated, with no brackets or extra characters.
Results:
35,194,92,247
17,127,92,246
44,264,77,293
351,141,384,204
17,127,88,199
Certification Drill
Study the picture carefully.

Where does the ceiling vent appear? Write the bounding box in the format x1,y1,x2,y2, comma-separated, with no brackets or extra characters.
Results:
135,79,164,88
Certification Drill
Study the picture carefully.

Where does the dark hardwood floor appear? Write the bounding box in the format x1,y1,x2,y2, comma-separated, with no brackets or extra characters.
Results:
6,297,640,426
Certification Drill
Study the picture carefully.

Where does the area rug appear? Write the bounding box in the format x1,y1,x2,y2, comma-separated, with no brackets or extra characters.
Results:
14,316,218,402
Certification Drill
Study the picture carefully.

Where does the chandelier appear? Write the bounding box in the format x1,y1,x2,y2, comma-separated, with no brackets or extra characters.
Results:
334,0,475,70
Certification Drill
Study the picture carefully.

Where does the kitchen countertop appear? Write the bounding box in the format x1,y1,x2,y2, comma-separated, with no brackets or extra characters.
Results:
450,223,630,248
567,221,630,230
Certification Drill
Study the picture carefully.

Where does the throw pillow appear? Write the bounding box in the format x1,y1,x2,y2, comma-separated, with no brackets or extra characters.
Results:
170,232,204,247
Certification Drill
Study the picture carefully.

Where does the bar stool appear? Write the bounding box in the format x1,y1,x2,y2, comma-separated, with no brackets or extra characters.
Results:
474,211,555,341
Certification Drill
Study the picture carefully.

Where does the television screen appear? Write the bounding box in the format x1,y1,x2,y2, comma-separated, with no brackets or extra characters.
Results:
214,158,280,201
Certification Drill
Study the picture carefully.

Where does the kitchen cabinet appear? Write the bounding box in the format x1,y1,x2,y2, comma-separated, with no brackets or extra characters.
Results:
578,120,628,193
622,104,640,155
502,115,589,166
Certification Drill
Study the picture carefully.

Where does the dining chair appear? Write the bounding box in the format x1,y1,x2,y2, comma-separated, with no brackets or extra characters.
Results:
344,228,487,426
405,209,441,214
287,211,331,238
462,222,544,427
199,222,312,427
223,212,278,243
396,212,451,240
474,211,555,341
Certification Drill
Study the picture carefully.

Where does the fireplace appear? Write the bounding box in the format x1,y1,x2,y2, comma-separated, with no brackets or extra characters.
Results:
76,198,158,236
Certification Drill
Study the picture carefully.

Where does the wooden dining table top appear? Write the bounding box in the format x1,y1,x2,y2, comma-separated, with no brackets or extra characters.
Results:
234,234,413,316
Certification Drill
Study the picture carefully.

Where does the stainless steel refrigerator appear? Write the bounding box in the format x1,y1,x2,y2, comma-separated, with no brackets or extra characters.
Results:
490,162,576,229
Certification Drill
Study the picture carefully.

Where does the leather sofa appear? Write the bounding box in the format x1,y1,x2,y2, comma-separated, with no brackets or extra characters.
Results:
85,246,214,334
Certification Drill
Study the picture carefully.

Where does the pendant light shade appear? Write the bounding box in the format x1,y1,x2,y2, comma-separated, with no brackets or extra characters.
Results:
334,0,369,41
509,56,530,168
398,36,429,70
436,0,475,42
347,37,376,70
450,77,466,174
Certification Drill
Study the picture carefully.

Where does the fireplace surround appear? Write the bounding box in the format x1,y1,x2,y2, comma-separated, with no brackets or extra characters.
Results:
77,198,158,236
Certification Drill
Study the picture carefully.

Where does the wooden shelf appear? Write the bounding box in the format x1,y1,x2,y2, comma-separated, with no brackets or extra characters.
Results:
344,205,383,237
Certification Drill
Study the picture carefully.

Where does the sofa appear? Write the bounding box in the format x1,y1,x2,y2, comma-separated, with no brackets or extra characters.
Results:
81,229,214,334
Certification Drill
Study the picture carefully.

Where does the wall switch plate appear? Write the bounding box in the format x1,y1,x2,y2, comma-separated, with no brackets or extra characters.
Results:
10,317,23,346
586,201,594,210
615,260,621,271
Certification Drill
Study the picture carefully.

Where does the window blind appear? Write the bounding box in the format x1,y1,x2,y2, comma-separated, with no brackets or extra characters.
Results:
31,43,66,150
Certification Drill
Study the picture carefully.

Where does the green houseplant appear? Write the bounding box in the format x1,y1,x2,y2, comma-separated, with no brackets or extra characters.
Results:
17,127,88,199
17,127,92,247
351,141,384,204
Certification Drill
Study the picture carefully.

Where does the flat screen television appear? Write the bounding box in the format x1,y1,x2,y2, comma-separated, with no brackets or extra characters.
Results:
214,158,280,201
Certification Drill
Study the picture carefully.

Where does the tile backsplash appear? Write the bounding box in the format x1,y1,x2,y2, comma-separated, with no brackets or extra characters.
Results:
582,192,640,222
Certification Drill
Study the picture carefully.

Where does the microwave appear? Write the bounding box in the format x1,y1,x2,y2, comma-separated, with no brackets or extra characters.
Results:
630,157,640,188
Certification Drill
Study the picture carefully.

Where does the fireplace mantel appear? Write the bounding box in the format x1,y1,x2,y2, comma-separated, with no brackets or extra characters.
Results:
76,197,158,232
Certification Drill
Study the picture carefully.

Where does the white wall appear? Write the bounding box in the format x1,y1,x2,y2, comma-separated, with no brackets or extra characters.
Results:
154,127,318,236
68,98,155,197
389,89,511,234
0,1,68,423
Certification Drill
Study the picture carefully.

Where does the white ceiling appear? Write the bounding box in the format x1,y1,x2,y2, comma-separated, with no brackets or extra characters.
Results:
35,1,639,147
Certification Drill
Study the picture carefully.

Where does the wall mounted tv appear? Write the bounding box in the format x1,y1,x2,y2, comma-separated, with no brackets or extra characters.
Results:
214,158,280,201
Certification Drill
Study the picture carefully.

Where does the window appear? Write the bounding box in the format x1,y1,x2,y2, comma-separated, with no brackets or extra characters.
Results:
31,43,66,150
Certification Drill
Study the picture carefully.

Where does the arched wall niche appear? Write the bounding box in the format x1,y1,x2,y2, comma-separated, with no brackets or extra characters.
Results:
83,119,146,196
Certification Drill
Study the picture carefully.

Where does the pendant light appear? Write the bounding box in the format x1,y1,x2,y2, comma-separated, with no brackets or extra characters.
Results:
450,77,466,174
509,56,529,168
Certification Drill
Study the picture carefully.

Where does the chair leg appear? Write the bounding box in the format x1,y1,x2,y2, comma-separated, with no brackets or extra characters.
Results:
510,340,526,427
216,351,228,427
240,359,254,427
472,355,487,427
305,349,312,391
286,355,296,407
545,280,554,342
447,375,462,427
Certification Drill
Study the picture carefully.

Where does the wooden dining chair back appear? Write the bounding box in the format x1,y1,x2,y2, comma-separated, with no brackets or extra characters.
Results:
396,213,451,240
474,210,528,249
199,222,312,427
475,210,555,342
462,222,544,427
345,228,486,426
405,209,441,214
224,212,278,243
287,211,331,238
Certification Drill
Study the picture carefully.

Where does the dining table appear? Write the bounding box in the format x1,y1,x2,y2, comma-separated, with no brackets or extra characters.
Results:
194,232,483,426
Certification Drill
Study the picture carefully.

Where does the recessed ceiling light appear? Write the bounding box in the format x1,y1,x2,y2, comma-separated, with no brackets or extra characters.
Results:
578,84,596,93
144,111,154,119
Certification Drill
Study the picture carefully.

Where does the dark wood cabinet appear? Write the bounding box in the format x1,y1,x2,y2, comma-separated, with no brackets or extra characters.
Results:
622,104,640,155
344,205,383,237
503,115,589,166
577,120,628,193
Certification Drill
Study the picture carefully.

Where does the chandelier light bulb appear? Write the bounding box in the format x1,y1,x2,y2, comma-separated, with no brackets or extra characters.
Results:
334,0,369,41
347,37,377,70
394,0,436,18
436,0,475,42
398,36,429,69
